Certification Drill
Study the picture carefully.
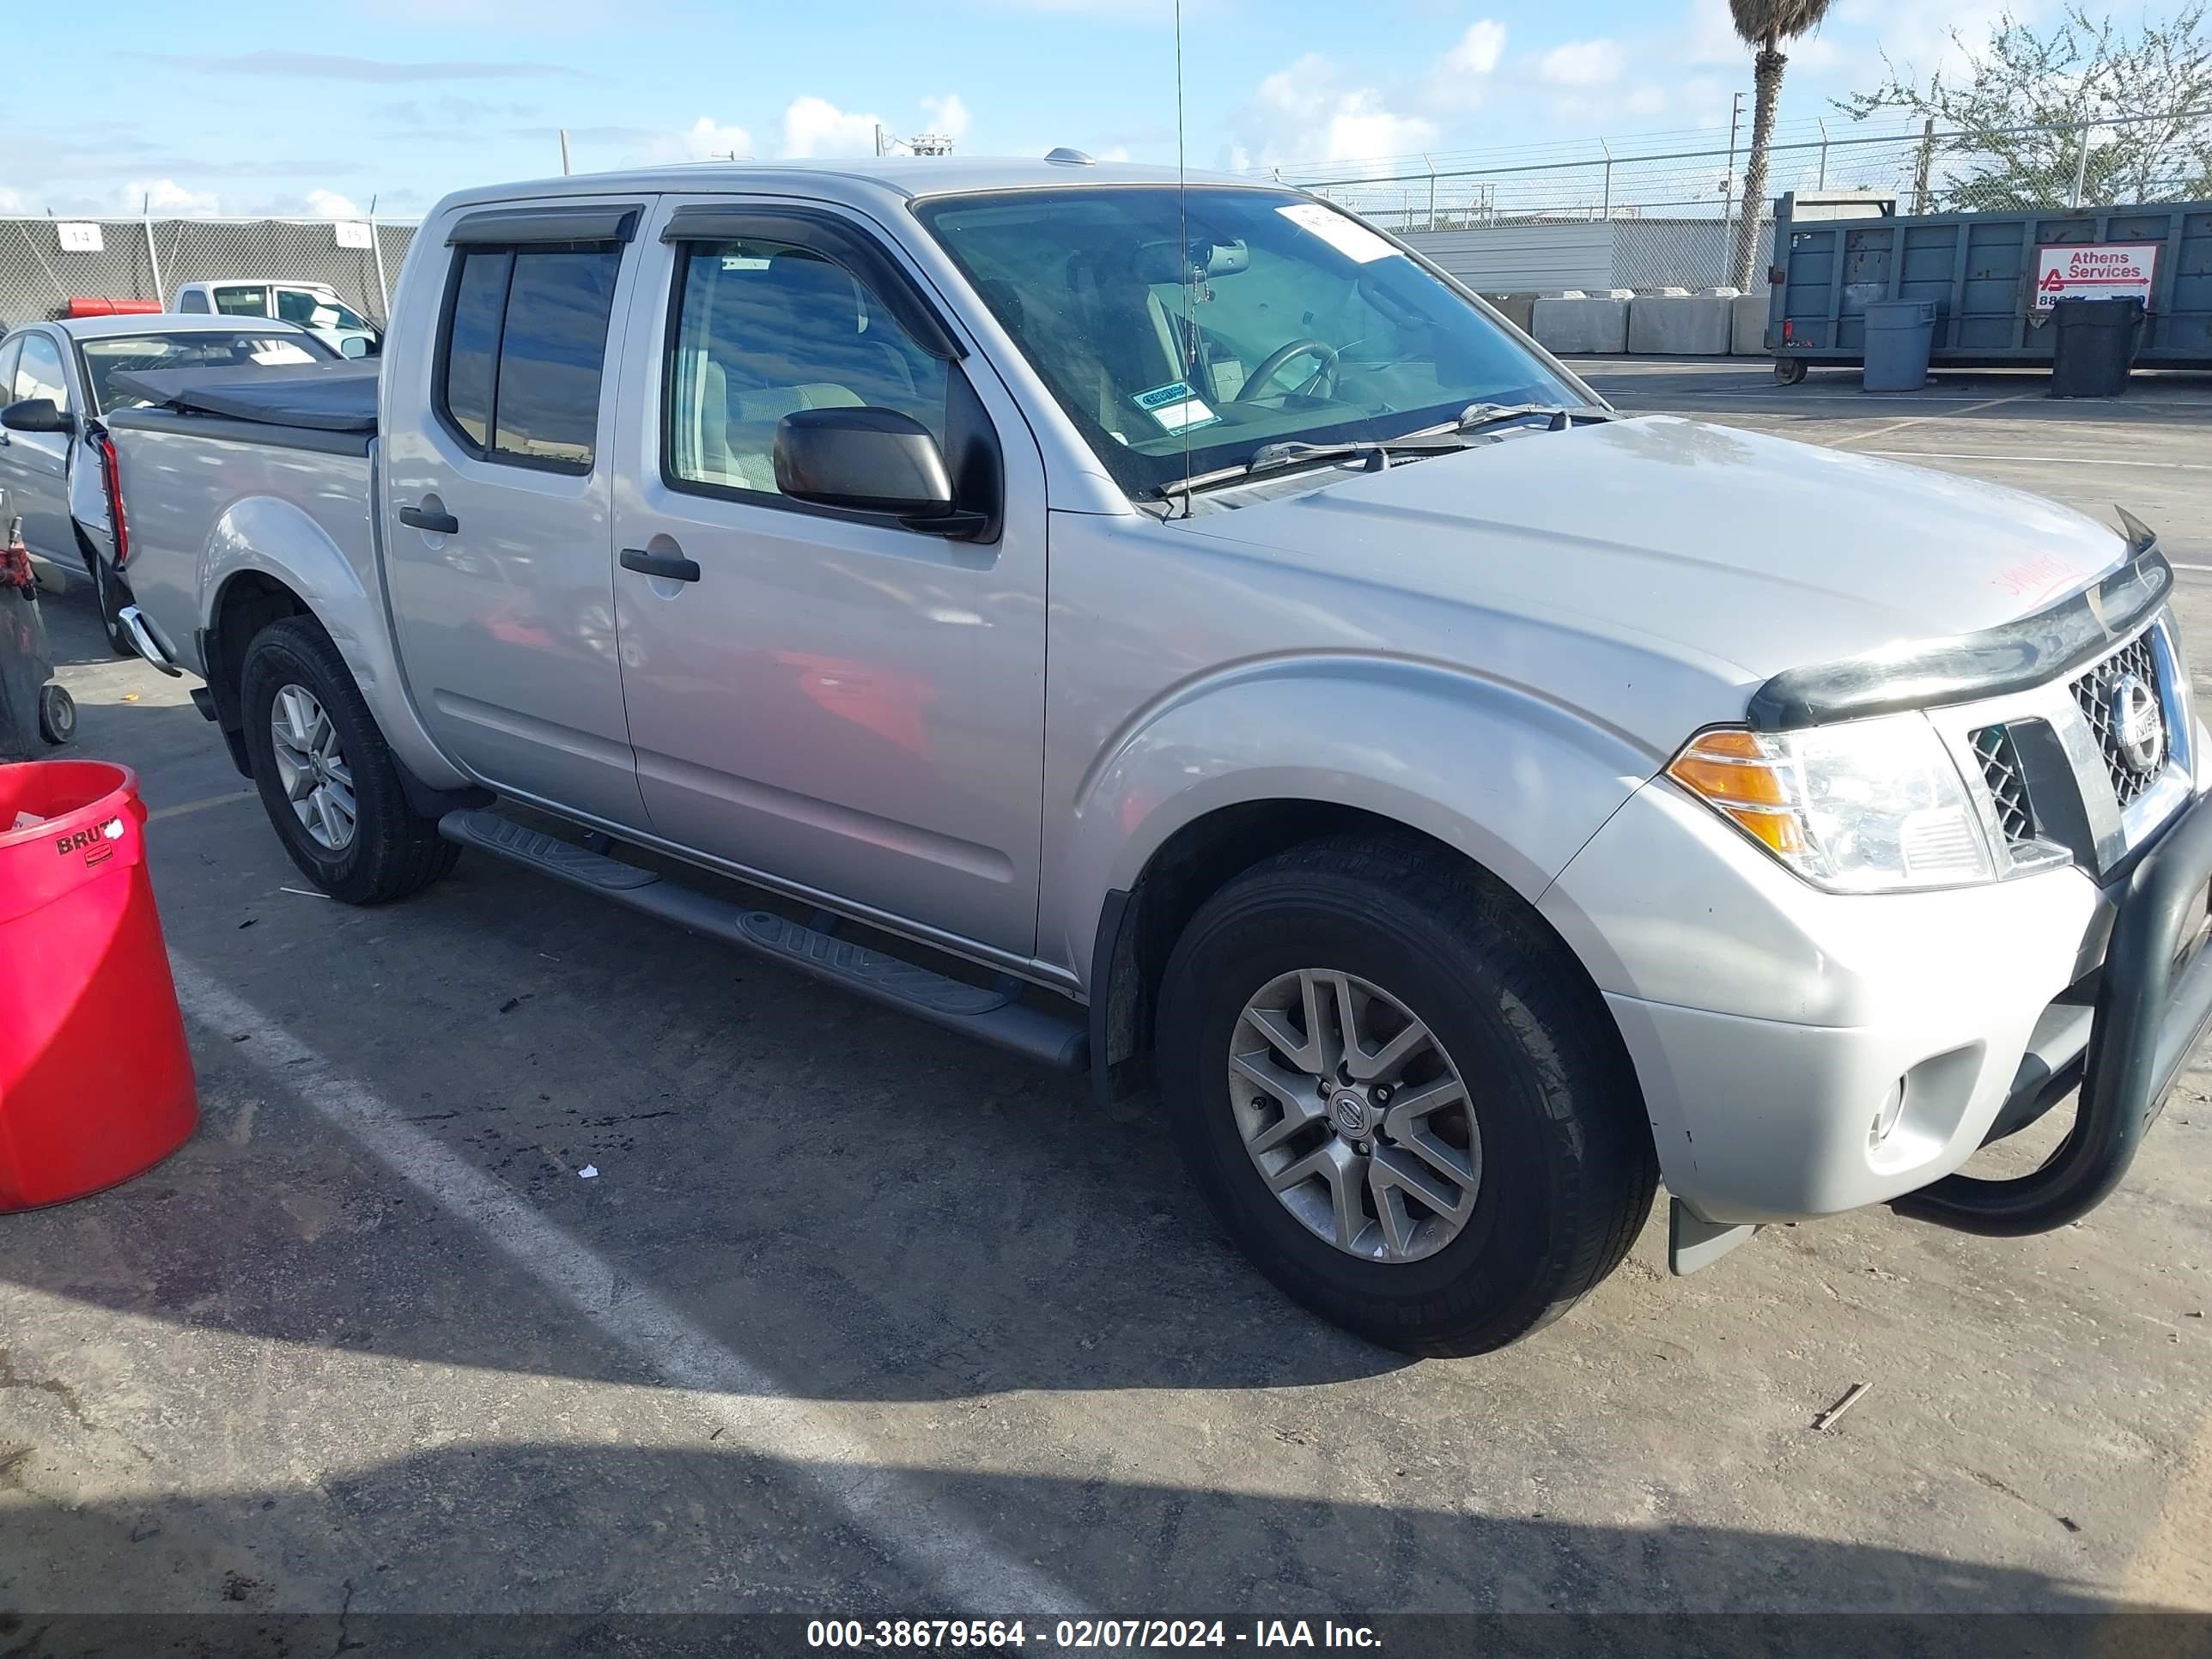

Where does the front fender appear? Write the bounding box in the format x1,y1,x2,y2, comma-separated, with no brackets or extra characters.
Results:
1052,652,1658,982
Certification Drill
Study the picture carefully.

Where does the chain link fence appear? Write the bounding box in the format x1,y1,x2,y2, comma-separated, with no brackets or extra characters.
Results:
1285,113,2207,293
0,216,421,331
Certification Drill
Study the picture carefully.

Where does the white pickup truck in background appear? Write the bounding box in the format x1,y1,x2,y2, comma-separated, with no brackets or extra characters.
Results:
95,156,2212,1355
173,280,381,359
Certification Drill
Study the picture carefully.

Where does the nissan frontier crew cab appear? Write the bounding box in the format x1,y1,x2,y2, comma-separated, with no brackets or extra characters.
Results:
85,156,2212,1355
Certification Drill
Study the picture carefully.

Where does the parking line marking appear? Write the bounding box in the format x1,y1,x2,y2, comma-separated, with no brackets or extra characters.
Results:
1863,449,2212,470
1833,391,2032,447
168,957,1091,1616
147,791,258,823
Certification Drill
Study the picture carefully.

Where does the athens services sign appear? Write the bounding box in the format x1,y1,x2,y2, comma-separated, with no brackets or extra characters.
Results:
2034,242,2160,310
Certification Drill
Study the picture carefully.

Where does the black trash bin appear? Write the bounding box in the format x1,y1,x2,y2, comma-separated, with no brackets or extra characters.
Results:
0,513,73,763
2050,296,2145,398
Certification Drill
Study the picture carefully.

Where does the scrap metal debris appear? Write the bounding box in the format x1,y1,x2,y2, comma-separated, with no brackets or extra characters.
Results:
1814,1381,1871,1431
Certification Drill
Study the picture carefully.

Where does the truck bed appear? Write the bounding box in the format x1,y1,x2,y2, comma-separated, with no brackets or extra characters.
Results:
104,360,380,453
102,365,382,685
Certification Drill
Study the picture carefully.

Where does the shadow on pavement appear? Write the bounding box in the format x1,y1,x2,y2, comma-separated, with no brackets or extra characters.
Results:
0,1441,2199,1636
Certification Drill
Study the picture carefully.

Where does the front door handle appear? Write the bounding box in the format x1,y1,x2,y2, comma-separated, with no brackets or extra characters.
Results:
398,503,459,534
620,547,701,583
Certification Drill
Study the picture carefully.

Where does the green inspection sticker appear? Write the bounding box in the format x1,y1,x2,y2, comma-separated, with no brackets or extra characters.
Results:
1132,380,1221,434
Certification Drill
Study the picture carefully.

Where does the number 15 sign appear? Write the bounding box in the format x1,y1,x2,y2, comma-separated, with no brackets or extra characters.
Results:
2033,242,2160,311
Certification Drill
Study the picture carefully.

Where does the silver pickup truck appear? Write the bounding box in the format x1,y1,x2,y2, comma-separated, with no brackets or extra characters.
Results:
102,156,2212,1355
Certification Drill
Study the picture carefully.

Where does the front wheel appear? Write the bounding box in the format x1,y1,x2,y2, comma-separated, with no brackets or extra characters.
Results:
1156,837,1656,1356
240,616,459,904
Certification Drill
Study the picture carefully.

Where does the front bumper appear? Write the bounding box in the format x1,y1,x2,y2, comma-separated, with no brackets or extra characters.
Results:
1891,780,2212,1234
1540,770,2212,1231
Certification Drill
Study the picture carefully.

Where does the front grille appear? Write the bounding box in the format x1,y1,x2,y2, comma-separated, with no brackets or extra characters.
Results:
1972,724,2037,844
2070,630,2168,809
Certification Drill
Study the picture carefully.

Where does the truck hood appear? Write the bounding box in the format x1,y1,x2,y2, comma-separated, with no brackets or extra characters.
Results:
1177,415,2133,692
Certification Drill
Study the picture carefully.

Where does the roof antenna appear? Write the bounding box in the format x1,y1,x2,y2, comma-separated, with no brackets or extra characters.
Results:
1174,0,1193,520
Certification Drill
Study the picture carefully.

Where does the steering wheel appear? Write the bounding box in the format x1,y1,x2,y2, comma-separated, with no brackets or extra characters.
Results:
1237,337,1340,403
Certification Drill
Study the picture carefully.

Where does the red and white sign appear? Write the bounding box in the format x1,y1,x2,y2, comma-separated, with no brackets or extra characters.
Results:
2033,242,2160,310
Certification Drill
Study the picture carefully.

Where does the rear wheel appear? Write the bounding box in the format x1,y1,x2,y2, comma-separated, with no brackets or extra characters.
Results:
240,616,459,904
1773,357,1808,386
1156,836,1656,1355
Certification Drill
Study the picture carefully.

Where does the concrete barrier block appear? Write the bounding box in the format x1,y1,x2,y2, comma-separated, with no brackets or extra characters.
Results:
1628,292,1735,356
1483,292,1539,332
1530,295,1629,355
1731,290,1771,356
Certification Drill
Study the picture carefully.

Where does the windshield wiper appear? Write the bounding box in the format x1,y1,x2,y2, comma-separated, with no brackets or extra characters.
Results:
1446,401,1613,434
1156,434,1465,504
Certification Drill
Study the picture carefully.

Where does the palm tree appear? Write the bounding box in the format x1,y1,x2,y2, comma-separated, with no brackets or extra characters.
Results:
1729,0,1837,290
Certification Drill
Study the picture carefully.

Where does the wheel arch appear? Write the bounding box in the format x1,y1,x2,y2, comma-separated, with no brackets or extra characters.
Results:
194,494,473,796
1086,797,1642,1121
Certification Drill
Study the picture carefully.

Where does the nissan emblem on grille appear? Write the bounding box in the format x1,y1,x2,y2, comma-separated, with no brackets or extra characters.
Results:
2110,672,2166,776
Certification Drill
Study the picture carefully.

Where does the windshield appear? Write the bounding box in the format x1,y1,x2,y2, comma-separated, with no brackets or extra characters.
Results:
914,185,1577,498
79,331,333,412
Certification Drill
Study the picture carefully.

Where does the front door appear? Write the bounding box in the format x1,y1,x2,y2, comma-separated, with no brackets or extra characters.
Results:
3,332,75,561
608,198,1049,956
380,198,653,829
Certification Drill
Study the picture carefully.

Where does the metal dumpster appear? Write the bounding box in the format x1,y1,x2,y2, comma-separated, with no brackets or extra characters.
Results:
1765,191,2212,382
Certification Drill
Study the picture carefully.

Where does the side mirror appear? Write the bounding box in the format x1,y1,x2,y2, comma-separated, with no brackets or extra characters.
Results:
774,406,981,536
1,398,73,435
337,336,370,359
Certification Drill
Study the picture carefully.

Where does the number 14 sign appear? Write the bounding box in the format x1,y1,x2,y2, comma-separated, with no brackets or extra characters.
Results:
2034,242,2160,310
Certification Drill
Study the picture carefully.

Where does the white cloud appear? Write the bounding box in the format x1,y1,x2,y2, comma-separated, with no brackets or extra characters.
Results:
303,188,364,219
1445,19,1508,77
781,96,885,159
679,116,754,161
1539,39,1626,88
1425,18,1507,112
919,94,971,143
128,178,221,217
1097,145,1133,162
0,186,27,214
1622,84,1668,117
1238,54,1438,169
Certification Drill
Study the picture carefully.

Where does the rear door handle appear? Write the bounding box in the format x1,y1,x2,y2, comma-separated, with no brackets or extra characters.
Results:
620,547,702,583
398,504,459,534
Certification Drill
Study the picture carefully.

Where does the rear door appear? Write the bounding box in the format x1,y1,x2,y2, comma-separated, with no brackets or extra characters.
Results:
605,196,1050,954
4,331,76,560
380,198,653,830
0,336,21,533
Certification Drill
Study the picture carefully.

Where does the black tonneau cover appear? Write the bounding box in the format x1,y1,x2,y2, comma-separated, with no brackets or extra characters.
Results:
105,358,380,434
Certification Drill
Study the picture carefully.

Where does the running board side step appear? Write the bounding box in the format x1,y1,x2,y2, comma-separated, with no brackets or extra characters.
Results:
440,809,1089,1073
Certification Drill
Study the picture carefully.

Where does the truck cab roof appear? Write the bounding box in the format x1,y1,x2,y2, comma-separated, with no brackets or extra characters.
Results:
428,155,1267,217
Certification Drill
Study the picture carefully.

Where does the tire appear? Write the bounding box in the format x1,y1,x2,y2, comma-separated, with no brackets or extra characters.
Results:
36,682,75,745
1773,357,1808,386
239,615,460,904
1156,836,1656,1356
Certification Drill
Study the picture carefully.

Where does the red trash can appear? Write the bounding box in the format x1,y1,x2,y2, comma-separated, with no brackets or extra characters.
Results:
0,760,198,1210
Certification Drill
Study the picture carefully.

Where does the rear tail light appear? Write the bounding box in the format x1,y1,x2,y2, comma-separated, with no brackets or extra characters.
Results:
91,428,129,570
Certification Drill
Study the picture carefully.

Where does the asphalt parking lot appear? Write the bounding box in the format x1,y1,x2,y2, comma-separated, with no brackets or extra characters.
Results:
3,357,2209,1644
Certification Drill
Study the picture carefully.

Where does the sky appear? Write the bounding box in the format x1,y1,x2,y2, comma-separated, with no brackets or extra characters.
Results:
0,0,2051,221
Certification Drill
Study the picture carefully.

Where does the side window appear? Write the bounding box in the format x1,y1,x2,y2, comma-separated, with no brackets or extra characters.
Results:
0,341,21,410
665,239,948,496
177,289,210,313
214,286,270,318
435,242,622,472
275,289,324,325
15,335,68,412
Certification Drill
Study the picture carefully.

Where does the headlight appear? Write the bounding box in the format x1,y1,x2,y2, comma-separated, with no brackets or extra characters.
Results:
1666,715,1996,893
